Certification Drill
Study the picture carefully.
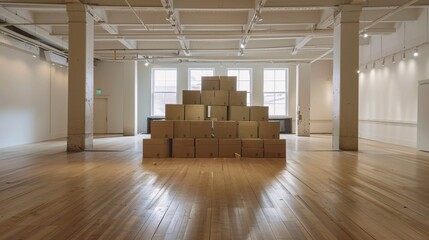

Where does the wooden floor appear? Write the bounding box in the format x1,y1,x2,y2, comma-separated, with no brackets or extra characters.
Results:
1,135,429,240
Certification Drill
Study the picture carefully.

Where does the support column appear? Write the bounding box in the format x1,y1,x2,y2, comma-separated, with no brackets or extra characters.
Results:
123,61,137,136
67,2,94,151
296,63,311,136
332,5,362,150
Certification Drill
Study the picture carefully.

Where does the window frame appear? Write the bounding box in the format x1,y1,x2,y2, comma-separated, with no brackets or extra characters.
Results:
188,68,215,90
151,68,178,116
263,68,289,117
227,68,253,106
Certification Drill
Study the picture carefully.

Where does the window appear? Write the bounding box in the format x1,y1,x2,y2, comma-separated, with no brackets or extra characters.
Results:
227,68,252,105
152,68,177,116
189,68,214,90
264,69,288,116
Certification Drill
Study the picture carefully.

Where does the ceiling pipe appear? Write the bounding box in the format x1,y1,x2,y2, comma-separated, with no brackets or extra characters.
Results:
123,0,149,31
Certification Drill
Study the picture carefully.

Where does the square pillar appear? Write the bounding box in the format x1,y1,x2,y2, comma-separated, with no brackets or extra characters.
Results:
123,61,138,136
296,63,311,136
66,2,94,151
332,5,362,150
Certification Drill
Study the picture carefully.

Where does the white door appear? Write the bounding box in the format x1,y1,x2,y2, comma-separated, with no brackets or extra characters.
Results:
418,80,429,151
94,98,108,134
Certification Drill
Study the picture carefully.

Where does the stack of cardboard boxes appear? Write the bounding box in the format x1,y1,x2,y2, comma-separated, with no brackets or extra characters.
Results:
143,76,286,159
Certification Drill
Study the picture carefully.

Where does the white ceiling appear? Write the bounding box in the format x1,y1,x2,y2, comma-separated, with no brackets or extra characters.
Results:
0,0,428,63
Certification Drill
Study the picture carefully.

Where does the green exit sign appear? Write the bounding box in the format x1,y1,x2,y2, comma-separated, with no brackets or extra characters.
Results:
95,89,102,95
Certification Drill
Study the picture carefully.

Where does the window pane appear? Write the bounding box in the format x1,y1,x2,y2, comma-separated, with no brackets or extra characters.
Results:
275,103,286,116
228,70,238,76
264,93,275,105
238,81,251,92
264,70,274,80
275,93,286,104
275,70,286,81
264,80,274,92
240,70,250,80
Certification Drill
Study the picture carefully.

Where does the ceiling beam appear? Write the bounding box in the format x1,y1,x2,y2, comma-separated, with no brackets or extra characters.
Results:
239,0,267,56
291,36,313,55
87,5,136,49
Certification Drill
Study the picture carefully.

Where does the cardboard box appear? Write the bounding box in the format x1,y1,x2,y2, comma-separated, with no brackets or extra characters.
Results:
219,76,237,91
185,104,206,120
213,121,237,138
195,138,219,157
242,148,264,158
209,106,227,121
172,138,195,158
242,138,264,148
250,106,269,121
151,120,174,138
190,120,213,138
238,121,258,138
165,104,185,120
174,121,191,138
201,76,220,90
228,106,249,121
259,121,280,139
143,139,170,158
264,139,286,158
229,91,247,106
183,90,201,104
213,90,229,106
201,90,215,105
219,139,241,157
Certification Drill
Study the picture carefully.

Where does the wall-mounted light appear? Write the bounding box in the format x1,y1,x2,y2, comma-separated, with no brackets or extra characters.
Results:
413,48,419,57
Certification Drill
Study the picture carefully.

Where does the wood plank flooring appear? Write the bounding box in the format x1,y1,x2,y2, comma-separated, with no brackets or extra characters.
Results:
0,135,429,239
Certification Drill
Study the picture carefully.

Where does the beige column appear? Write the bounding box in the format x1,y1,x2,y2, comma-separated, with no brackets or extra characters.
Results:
123,61,137,136
332,5,362,150
66,2,94,151
296,63,311,136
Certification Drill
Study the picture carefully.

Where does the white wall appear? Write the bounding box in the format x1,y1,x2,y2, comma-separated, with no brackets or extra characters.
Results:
0,43,68,148
359,10,429,147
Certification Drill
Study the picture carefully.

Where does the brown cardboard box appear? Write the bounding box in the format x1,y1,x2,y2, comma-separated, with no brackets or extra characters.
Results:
213,90,229,106
259,121,280,139
174,120,191,138
165,104,185,120
172,138,195,158
250,106,269,121
229,91,247,106
242,148,264,158
201,90,215,105
209,106,227,121
242,138,264,148
213,121,237,138
195,138,218,157
219,139,241,157
228,106,249,121
238,121,258,138
183,90,201,104
190,120,212,138
185,104,206,120
201,76,220,90
219,76,237,91
143,138,170,158
264,139,286,158
151,120,174,138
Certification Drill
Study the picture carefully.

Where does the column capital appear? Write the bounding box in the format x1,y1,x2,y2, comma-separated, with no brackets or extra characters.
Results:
334,5,362,26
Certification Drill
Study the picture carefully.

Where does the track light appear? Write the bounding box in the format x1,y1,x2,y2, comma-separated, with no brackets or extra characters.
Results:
392,55,395,64
365,64,368,70
413,48,419,57
402,51,406,60
372,61,376,69
382,58,385,66
256,11,263,22
144,61,149,67
357,70,360,74
240,43,245,48
363,32,368,38
32,55,36,58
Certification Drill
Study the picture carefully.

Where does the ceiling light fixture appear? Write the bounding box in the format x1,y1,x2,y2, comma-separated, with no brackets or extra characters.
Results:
32,55,36,58
392,55,395,64
144,61,149,67
363,32,368,38
357,70,360,74
382,58,385,66
403,51,406,60
240,43,245,49
372,61,376,69
413,48,419,57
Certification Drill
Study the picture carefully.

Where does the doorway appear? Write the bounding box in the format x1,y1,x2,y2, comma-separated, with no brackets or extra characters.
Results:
94,98,108,134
